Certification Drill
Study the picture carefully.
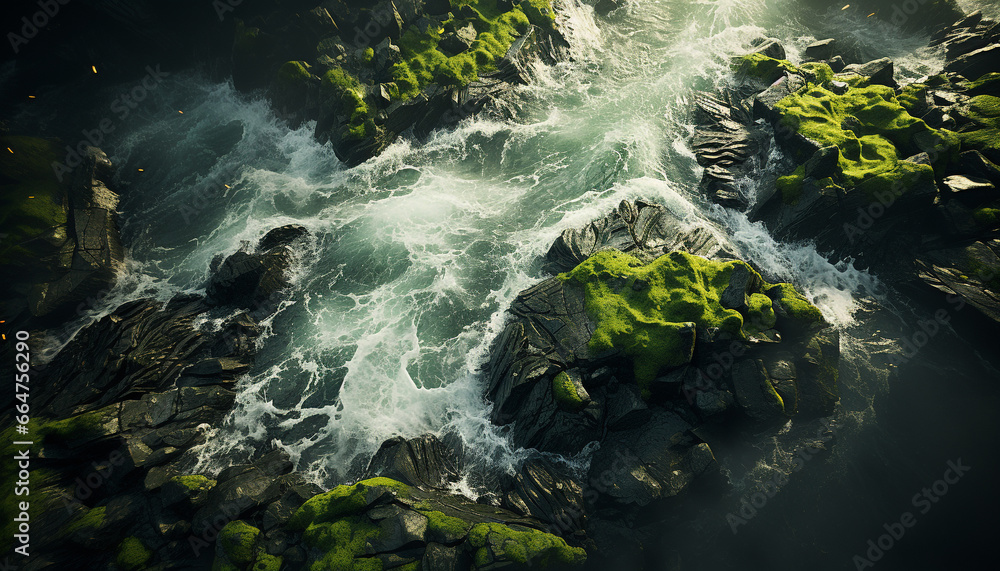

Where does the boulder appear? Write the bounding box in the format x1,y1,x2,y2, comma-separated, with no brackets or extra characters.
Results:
364,434,462,489
804,39,836,61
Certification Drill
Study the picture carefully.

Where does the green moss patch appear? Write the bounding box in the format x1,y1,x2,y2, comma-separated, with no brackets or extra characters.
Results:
551,371,584,411
391,0,537,100
559,250,794,395
774,80,955,196
974,206,1000,228
277,60,312,84
733,53,800,84
216,520,261,569
289,477,584,569
777,165,806,204
468,522,586,568
747,293,777,330
115,537,152,570
767,283,824,324
322,68,375,141
957,95,1000,162
289,477,411,530
964,72,1000,96
170,474,216,492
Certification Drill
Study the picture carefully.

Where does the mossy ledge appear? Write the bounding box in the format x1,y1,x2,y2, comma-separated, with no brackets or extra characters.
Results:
766,58,956,201
558,249,823,397
233,0,564,165
287,477,586,569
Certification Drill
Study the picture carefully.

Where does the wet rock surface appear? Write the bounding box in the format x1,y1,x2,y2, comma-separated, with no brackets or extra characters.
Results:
0,137,124,327
695,8,1000,329
480,200,841,566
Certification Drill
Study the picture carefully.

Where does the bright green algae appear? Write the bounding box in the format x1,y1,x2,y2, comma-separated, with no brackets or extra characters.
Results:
308,0,552,147
115,537,152,570
552,371,584,411
391,0,540,99
288,477,585,570
558,250,812,395
958,95,1000,162
733,53,800,84
766,60,957,199
468,522,586,567
322,68,375,141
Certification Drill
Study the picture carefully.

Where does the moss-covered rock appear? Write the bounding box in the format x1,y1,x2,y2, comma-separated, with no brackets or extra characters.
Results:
391,0,536,99
288,477,586,570
468,522,586,568
957,94,1000,163
289,477,411,530
551,371,585,411
114,536,152,570
774,79,956,196
733,53,799,84
214,520,269,571
321,67,375,142
558,250,821,397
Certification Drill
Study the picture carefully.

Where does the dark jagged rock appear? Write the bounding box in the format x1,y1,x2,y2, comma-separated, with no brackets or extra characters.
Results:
0,137,123,326
500,458,588,536
205,225,309,311
804,39,836,61
692,92,773,209
364,434,463,489
916,240,1000,323
839,57,896,88
283,477,586,570
544,199,738,275
0,223,316,570
749,37,786,60
479,199,839,564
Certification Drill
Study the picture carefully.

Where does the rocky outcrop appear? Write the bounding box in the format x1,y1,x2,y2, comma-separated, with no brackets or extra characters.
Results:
0,136,124,326
481,199,840,563
206,224,309,314
695,10,1000,328
3,212,591,569
230,0,569,165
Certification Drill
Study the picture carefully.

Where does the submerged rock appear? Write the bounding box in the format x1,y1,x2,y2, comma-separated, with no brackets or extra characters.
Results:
205,224,309,312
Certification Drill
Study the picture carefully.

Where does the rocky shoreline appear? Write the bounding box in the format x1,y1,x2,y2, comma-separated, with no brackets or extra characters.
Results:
694,6,1000,333
3,1,1000,570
